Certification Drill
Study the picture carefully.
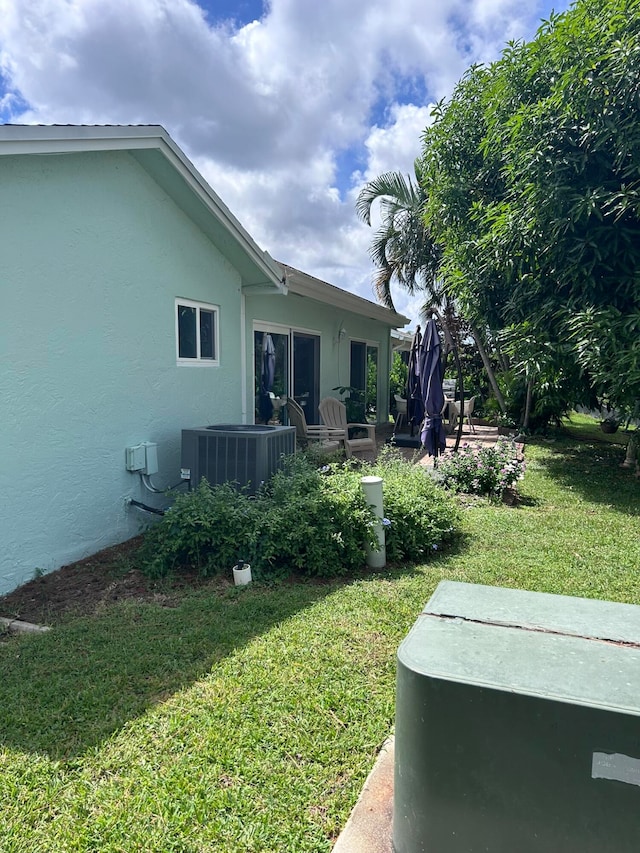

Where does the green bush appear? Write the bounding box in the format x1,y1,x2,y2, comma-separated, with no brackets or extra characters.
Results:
367,446,460,561
250,455,375,577
435,438,525,500
138,456,375,580
138,450,462,580
389,352,408,411
138,480,260,578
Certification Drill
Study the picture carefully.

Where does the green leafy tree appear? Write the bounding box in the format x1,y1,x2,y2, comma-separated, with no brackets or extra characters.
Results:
422,0,640,420
389,351,408,400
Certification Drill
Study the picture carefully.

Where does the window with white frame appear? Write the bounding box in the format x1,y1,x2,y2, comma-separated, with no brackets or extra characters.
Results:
175,298,219,365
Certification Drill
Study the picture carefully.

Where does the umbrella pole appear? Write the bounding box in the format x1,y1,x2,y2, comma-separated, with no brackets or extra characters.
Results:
447,334,464,454
433,425,439,467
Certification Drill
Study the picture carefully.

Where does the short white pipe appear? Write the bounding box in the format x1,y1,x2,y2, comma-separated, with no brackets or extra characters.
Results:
361,475,386,568
622,434,637,469
0,616,51,634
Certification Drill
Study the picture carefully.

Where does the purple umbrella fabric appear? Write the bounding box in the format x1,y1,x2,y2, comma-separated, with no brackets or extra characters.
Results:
259,333,275,423
406,325,425,435
419,319,446,457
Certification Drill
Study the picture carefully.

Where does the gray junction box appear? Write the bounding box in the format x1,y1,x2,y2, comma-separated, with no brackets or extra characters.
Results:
394,582,640,853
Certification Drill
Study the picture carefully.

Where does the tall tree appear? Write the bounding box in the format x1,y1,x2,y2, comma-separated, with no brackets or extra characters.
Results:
421,0,640,418
355,163,441,312
356,164,507,411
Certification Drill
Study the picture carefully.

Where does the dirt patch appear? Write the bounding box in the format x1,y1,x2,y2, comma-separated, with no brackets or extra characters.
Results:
0,537,202,627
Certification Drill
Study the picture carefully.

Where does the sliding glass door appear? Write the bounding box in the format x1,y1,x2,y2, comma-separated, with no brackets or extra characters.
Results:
292,332,320,424
253,326,320,424
254,330,289,425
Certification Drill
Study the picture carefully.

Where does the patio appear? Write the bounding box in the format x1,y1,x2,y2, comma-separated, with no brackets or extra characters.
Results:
372,420,504,468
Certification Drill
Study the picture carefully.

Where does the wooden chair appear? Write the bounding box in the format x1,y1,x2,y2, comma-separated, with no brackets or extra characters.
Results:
286,398,343,452
318,397,376,458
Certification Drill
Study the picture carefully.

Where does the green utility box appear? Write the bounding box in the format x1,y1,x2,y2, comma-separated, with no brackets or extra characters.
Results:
394,582,640,853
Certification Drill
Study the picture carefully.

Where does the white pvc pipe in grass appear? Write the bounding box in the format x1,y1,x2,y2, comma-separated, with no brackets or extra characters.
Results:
0,616,50,634
361,475,386,568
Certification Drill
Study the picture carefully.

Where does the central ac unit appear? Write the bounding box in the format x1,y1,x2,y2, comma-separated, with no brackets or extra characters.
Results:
181,424,296,494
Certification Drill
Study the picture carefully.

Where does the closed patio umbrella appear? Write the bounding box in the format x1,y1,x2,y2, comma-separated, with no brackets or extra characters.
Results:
259,333,275,423
419,318,446,457
406,325,424,436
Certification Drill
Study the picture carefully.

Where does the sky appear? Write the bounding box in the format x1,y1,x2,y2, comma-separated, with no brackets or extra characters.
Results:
0,0,573,328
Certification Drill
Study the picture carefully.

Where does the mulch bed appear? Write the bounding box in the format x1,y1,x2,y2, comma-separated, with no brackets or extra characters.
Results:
0,537,185,627
1,432,525,628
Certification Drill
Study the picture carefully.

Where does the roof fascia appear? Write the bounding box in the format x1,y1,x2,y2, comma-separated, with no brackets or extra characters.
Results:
281,265,409,328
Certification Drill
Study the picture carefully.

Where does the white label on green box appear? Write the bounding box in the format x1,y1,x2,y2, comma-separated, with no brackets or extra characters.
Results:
592,752,640,787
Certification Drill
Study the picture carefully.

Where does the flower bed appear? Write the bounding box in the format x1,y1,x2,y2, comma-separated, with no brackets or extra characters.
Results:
435,438,526,501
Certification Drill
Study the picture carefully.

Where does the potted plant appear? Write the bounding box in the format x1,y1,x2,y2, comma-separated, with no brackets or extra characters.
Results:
495,412,518,436
600,416,619,434
332,385,367,428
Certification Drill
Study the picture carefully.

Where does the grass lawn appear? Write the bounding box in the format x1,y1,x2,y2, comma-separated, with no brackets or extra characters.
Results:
0,420,638,852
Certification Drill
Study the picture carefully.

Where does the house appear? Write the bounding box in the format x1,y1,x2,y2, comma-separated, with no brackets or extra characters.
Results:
0,124,407,597
247,264,408,426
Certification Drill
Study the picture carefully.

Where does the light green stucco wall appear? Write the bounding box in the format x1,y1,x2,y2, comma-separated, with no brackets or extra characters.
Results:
244,289,393,423
0,151,244,594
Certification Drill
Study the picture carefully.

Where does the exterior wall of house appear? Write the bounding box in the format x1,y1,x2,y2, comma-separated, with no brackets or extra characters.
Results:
0,151,244,595
244,290,393,424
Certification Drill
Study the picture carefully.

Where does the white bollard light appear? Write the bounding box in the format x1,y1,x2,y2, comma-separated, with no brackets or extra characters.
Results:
361,475,386,568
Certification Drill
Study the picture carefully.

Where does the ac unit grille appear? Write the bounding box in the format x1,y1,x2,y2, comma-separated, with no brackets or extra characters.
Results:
182,425,296,494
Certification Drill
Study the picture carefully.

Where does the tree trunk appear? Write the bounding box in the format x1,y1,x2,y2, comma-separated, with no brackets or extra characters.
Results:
469,325,507,414
494,340,510,372
523,379,533,429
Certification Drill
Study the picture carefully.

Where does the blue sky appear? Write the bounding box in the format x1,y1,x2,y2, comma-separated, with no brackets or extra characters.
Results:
0,0,573,326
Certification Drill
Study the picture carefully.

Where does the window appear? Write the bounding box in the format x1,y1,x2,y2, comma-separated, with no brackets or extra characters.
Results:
175,299,219,365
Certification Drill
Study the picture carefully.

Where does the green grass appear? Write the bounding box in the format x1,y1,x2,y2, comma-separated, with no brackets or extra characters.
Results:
1,423,638,851
562,410,637,446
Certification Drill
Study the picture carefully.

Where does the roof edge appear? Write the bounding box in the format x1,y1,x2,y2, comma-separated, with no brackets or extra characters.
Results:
279,264,409,328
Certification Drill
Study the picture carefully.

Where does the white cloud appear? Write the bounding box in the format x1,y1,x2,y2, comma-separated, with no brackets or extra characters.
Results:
0,0,572,329
360,102,436,183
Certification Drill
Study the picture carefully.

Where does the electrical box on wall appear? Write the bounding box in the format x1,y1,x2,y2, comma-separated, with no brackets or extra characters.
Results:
125,442,158,475
394,582,640,853
125,444,146,472
141,441,158,475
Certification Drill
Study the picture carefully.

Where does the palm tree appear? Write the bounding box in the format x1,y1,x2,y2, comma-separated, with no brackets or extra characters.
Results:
355,161,442,313
356,162,507,413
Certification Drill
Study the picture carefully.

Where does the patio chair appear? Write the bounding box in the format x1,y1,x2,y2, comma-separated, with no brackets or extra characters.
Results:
442,378,457,397
393,395,407,434
450,396,477,434
286,398,343,452
318,397,376,458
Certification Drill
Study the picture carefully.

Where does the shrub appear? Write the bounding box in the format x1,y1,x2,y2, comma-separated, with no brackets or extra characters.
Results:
389,352,408,403
138,449,462,580
250,455,375,577
367,446,460,561
139,456,376,580
435,438,525,500
138,479,260,578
